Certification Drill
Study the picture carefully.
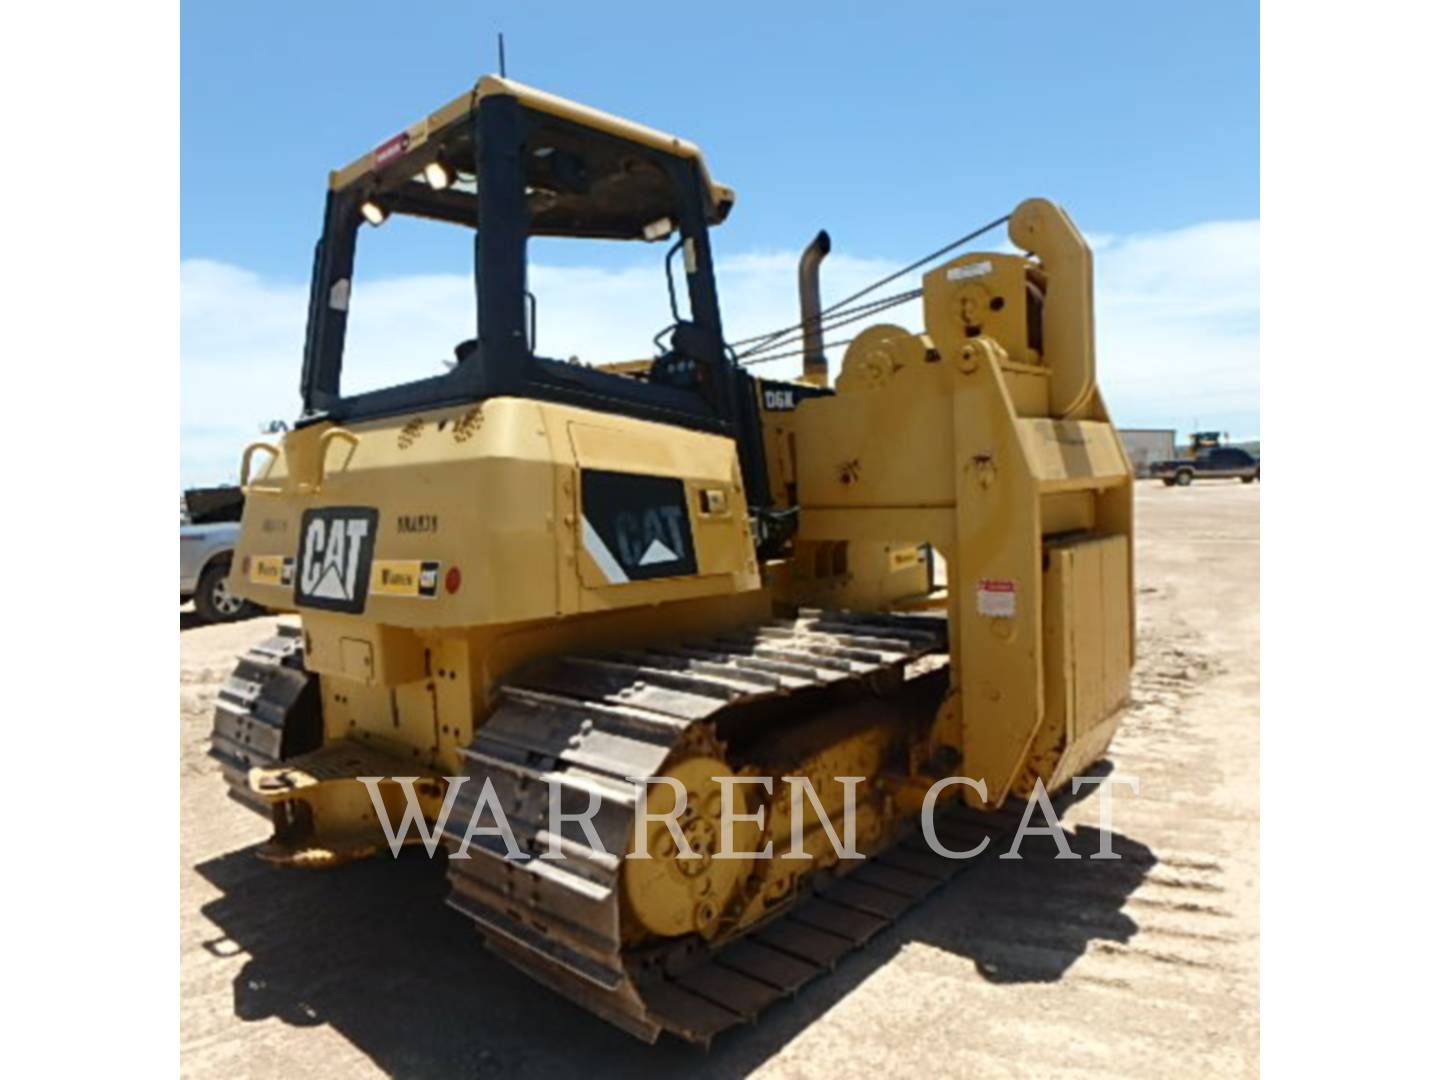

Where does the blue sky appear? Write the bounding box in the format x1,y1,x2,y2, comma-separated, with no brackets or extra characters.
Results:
181,1,1258,484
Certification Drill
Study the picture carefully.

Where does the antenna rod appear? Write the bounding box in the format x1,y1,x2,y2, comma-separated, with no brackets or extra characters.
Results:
498,32,507,77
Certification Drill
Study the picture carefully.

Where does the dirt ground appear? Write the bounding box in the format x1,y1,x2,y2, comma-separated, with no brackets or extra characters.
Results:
179,480,1259,1078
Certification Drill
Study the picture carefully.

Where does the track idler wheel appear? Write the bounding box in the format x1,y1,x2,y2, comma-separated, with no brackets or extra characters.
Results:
621,753,760,941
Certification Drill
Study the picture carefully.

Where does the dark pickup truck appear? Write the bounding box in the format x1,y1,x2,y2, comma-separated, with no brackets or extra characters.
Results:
1152,447,1260,486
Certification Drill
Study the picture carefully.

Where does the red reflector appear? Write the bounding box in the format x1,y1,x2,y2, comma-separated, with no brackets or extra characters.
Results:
444,566,462,594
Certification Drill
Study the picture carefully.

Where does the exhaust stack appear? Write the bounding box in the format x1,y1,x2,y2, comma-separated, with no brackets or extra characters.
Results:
798,230,831,386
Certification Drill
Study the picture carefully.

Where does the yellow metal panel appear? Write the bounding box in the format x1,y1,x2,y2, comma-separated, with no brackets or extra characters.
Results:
1041,490,1096,535
1002,368,1050,416
1069,540,1106,731
304,615,428,689
1091,411,1136,668
1031,533,1131,792
1014,418,1132,491
922,253,1034,365
1100,535,1132,718
1040,544,1075,771
794,361,958,510
949,349,1046,807
780,540,933,612
339,637,374,683
567,421,682,477
796,507,956,547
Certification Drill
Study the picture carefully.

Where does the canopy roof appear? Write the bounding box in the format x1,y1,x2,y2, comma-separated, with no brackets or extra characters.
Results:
328,75,736,239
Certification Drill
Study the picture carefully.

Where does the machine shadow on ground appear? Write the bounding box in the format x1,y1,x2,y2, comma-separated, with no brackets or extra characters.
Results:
193,774,1155,1078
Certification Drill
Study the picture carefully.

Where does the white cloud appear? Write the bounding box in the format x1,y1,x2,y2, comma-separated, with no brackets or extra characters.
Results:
1092,220,1259,437
180,259,307,478
180,219,1257,486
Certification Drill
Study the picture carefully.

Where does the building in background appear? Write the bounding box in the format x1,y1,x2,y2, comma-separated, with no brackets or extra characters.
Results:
1119,428,1177,474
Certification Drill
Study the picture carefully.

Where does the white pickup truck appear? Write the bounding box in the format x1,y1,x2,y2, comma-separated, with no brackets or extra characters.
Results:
180,487,259,624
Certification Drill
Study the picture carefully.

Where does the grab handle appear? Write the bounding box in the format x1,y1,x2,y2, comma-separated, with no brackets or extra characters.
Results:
308,428,359,491
239,442,281,492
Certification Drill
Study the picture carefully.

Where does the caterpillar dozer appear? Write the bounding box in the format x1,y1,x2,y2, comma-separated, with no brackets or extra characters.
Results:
211,75,1134,1044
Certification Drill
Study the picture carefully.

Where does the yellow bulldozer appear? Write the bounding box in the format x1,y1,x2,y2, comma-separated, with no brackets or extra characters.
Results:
211,75,1133,1044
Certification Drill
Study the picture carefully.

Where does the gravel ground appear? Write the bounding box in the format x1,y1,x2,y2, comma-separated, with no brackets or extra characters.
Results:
180,480,1259,1078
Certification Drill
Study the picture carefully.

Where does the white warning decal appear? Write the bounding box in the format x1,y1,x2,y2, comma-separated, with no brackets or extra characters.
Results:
976,578,1017,617
947,259,993,282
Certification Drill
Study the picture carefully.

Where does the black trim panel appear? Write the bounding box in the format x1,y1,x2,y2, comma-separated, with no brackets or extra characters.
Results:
581,470,698,581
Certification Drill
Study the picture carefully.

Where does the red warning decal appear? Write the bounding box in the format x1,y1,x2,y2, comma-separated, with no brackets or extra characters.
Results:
374,132,411,168
976,578,1017,617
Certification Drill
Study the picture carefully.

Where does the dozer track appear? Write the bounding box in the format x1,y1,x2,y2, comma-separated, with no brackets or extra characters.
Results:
208,626,321,814
442,610,1014,1045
